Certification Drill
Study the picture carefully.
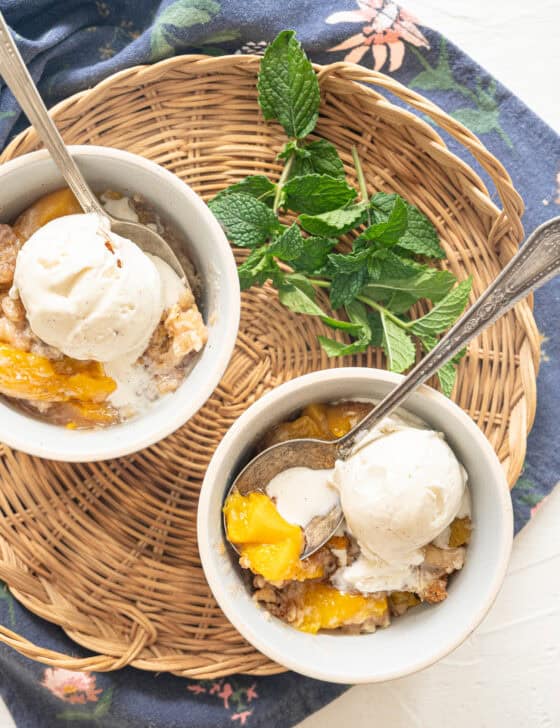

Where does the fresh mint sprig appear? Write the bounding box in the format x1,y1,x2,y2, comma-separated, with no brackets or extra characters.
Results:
257,30,320,141
208,30,472,396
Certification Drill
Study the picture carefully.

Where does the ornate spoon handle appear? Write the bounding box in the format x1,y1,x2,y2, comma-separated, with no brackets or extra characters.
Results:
337,216,560,457
0,12,105,217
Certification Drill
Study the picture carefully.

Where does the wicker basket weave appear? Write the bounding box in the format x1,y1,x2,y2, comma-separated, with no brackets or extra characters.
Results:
0,55,539,678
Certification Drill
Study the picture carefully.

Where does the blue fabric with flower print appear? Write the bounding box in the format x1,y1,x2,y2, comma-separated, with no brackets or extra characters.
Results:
0,1,558,726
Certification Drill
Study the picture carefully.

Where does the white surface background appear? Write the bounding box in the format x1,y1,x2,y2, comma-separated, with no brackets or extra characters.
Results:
406,0,560,132
0,1,559,726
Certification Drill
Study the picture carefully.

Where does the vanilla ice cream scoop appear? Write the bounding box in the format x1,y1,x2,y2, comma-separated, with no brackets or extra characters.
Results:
330,427,467,566
13,213,166,363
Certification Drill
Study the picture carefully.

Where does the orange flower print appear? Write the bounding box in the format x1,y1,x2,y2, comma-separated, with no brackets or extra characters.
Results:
41,668,102,704
218,682,233,709
326,0,429,72
232,711,253,725
187,677,259,722
187,684,207,694
246,684,258,702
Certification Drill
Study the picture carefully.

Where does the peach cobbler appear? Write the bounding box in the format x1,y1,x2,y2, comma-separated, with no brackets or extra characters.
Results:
224,402,472,634
0,188,207,428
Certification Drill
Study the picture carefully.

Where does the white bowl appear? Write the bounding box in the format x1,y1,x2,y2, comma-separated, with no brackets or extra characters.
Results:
0,145,240,461
198,368,513,683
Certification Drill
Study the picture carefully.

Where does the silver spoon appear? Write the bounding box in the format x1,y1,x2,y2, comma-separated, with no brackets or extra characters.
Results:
0,13,187,284
227,216,560,558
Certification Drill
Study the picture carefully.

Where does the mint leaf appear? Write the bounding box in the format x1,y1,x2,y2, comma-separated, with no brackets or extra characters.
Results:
278,140,299,159
437,361,458,397
367,254,382,280
299,203,368,236
371,192,445,258
400,205,446,258
290,236,336,273
279,274,360,331
238,247,279,290
370,192,400,216
278,280,325,316
209,192,279,248
372,252,422,279
320,300,371,355
327,249,371,274
360,196,408,245
282,272,316,298
368,311,383,347
284,174,357,215
318,336,368,357
384,291,419,314
278,275,360,333
213,176,276,207
290,139,346,179
437,348,467,396
257,30,320,139
345,300,371,339
381,315,416,373
362,265,456,304
409,278,472,337
418,333,438,352
418,335,467,397
268,223,304,260
329,268,367,309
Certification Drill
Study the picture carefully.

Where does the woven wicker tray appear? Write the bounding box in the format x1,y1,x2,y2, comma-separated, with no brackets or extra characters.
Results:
0,55,539,678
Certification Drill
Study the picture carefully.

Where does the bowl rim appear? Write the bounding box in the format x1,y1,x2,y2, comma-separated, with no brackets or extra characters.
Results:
197,367,514,683
0,145,240,461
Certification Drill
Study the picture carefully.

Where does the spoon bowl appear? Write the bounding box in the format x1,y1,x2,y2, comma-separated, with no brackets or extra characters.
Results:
108,216,187,283
226,436,343,558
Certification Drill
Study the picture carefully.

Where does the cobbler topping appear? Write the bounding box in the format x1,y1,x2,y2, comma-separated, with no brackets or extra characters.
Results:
0,188,208,428
224,402,471,635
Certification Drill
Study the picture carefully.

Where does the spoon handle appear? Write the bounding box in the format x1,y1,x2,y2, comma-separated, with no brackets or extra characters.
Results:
337,216,560,458
0,13,105,217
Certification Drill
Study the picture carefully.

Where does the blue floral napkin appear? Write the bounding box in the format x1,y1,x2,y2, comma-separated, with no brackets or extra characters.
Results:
0,1,558,726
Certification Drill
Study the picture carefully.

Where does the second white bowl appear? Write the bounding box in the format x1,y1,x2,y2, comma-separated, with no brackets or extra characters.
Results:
198,368,513,683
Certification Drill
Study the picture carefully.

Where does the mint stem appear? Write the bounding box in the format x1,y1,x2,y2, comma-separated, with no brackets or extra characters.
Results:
308,278,330,288
307,278,408,330
351,145,371,226
356,294,407,328
273,152,295,214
